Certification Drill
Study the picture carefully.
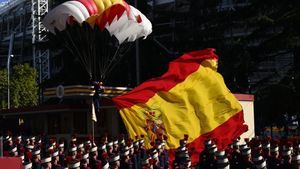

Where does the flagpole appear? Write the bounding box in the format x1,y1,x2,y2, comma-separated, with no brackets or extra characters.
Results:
91,96,97,143
92,120,94,143
91,99,96,143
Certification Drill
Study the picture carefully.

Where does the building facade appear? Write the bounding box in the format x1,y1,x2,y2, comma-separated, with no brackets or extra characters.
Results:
0,0,51,83
148,0,295,93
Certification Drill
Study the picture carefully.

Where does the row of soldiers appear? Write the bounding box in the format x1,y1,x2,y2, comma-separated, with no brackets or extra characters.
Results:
197,136,300,169
3,132,300,169
2,134,169,169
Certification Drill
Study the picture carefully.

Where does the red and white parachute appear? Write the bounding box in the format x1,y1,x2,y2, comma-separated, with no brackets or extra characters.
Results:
43,0,152,43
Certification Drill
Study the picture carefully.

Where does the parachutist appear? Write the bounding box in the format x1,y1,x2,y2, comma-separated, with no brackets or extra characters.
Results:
93,81,104,112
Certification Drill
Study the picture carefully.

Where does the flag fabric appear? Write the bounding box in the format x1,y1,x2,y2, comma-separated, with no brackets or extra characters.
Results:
91,101,97,122
112,48,248,164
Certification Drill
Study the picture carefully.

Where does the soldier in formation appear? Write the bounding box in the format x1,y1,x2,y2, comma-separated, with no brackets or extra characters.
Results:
2,132,300,169
2,133,168,169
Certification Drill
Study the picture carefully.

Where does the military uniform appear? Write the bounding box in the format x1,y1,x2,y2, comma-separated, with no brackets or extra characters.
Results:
120,157,133,169
206,156,217,169
199,149,210,169
3,136,13,157
280,158,293,169
131,152,139,169
230,149,242,169
52,163,63,169
81,164,91,169
159,149,168,169
239,159,255,169
32,160,42,169
267,156,281,169
90,157,102,169
120,146,132,169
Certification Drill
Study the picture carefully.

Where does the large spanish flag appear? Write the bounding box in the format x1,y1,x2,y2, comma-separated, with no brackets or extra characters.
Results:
112,48,248,164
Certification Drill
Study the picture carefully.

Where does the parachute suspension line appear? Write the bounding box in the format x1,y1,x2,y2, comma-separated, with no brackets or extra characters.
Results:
85,24,95,81
99,30,110,81
65,28,92,79
104,32,110,81
91,30,96,81
102,31,111,81
92,31,98,81
60,31,85,72
63,40,90,79
81,25,92,80
91,26,97,81
99,29,107,81
98,30,102,81
105,42,134,77
97,28,102,81
101,45,121,80
80,25,88,78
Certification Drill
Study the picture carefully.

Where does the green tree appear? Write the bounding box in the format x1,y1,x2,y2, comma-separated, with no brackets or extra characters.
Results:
0,69,8,109
10,64,38,108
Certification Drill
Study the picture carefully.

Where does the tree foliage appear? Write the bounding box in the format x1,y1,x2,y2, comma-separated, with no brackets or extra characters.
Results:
10,64,38,108
0,69,8,109
0,64,38,109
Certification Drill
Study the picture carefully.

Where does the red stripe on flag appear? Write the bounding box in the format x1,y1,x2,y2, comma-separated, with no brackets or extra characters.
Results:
112,48,218,109
168,110,248,167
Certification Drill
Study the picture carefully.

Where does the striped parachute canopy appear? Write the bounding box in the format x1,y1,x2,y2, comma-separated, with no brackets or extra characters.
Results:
42,0,152,81
42,0,152,44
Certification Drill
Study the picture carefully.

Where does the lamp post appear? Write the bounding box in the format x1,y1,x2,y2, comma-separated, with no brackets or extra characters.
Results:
7,33,14,109
7,54,14,109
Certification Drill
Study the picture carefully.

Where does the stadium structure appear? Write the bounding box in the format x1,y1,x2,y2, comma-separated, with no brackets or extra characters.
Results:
0,0,50,83
148,0,295,93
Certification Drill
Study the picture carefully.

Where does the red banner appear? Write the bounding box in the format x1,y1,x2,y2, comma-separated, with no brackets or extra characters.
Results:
0,157,22,169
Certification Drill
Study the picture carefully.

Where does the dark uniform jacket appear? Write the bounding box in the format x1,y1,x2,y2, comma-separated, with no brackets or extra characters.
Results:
159,150,168,169
120,158,134,169
52,163,63,169
90,157,102,169
267,156,281,169
32,161,42,169
239,159,255,169
280,161,293,169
